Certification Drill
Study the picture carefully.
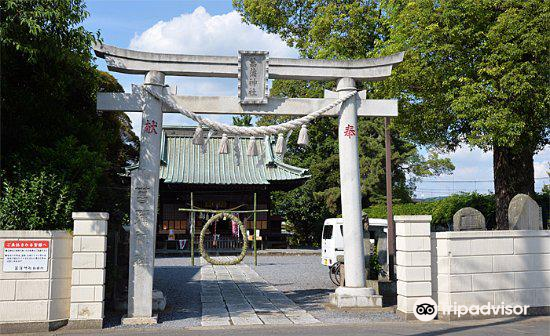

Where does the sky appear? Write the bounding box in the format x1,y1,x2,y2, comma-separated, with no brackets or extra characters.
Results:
83,0,549,198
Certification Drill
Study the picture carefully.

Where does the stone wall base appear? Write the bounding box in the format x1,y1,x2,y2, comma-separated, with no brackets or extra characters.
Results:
65,319,103,329
366,279,397,306
396,310,417,321
0,319,67,334
121,314,158,325
329,287,382,308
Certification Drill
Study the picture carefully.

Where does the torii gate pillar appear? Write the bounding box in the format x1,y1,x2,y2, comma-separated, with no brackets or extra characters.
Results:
123,71,165,324
330,78,381,307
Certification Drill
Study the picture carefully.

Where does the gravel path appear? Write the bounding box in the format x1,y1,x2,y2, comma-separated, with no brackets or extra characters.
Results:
154,256,202,327
245,255,401,324
106,254,398,329
104,256,202,329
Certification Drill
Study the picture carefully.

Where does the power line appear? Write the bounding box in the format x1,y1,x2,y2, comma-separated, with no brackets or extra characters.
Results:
420,177,548,183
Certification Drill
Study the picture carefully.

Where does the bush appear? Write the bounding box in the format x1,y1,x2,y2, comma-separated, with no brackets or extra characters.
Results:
365,192,550,230
365,192,496,230
0,171,75,230
431,193,495,229
365,201,438,218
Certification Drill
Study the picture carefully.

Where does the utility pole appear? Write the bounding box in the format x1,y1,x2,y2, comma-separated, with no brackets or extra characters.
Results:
385,117,395,281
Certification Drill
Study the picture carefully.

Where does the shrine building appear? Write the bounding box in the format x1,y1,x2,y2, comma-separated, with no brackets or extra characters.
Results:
136,126,310,251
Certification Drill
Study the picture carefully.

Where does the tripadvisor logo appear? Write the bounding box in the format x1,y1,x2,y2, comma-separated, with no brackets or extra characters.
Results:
413,297,530,321
413,297,438,321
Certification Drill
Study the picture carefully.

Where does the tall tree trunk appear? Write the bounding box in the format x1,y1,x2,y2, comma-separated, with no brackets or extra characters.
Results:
493,145,535,230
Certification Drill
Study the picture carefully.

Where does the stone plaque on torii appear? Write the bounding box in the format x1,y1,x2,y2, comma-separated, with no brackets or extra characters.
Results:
94,43,404,323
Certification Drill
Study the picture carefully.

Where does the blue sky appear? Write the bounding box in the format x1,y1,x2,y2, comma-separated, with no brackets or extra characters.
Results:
83,0,549,198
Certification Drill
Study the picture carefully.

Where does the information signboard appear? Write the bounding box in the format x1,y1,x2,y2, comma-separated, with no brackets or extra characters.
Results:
2,240,49,272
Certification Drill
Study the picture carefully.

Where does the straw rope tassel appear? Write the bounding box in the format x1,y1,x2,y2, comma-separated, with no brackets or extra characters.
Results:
297,124,309,146
234,136,241,166
247,137,259,156
201,130,214,153
192,125,205,145
219,133,229,154
275,133,286,155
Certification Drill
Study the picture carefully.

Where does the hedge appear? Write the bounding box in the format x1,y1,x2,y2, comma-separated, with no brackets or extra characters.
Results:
365,192,549,230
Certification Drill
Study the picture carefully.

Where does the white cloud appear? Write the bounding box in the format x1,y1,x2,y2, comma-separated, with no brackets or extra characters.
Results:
129,7,296,57
123,6,298,137
128,6,298,96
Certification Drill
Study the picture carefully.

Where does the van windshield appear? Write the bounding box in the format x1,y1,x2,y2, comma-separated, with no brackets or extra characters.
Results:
323,225,333,239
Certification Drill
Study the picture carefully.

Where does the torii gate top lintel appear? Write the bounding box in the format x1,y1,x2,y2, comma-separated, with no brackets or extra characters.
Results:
93,43,404,81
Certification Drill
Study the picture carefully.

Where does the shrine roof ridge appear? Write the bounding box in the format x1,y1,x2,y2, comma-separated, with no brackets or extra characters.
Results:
93,43,404,81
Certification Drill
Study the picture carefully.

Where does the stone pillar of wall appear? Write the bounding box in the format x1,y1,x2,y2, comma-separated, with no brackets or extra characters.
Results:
69,212,108,329
395,215,432,319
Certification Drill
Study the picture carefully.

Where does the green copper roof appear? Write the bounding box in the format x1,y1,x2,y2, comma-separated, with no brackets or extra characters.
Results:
158,127,310,185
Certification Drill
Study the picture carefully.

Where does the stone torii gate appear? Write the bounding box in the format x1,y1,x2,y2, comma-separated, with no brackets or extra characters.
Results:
94,43,403,324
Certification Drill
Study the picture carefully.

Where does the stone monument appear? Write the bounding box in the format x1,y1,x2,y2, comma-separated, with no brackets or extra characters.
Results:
452,207,486,231
508,193,543,230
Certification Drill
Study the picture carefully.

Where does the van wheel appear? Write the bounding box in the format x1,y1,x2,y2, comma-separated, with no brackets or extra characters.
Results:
329,261,342,286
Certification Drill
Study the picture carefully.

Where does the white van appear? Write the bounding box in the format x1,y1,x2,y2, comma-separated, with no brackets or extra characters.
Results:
321,218,385,267
321,218,344,266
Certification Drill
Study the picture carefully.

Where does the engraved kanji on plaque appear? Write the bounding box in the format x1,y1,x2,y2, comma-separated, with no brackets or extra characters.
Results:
238,50,269,104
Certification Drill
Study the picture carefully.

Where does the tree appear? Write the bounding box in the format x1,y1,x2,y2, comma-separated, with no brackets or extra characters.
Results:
0,0,138,228
375,0,549,229
235,0,550,229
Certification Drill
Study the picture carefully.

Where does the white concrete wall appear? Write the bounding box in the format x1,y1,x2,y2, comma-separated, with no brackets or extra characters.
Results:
0,212,109,331
433,230,550,312
70,212,109,324
0,230,72,323
395,215,433,316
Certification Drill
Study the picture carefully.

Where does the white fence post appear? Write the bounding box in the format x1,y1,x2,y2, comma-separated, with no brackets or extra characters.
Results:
69,212,108,329
395,215,432,319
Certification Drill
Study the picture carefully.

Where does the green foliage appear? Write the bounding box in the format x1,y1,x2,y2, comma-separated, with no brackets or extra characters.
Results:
376,0,549,152
0,0,94,64
1,0,138,228
236,0,549,151
433,194,496,229
232,115,253,126
0,172,75,230
366,201,438,218
366,193,496,229
376,0,548,227
367,192,549,230
369,246,383,279
234,0,385,59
